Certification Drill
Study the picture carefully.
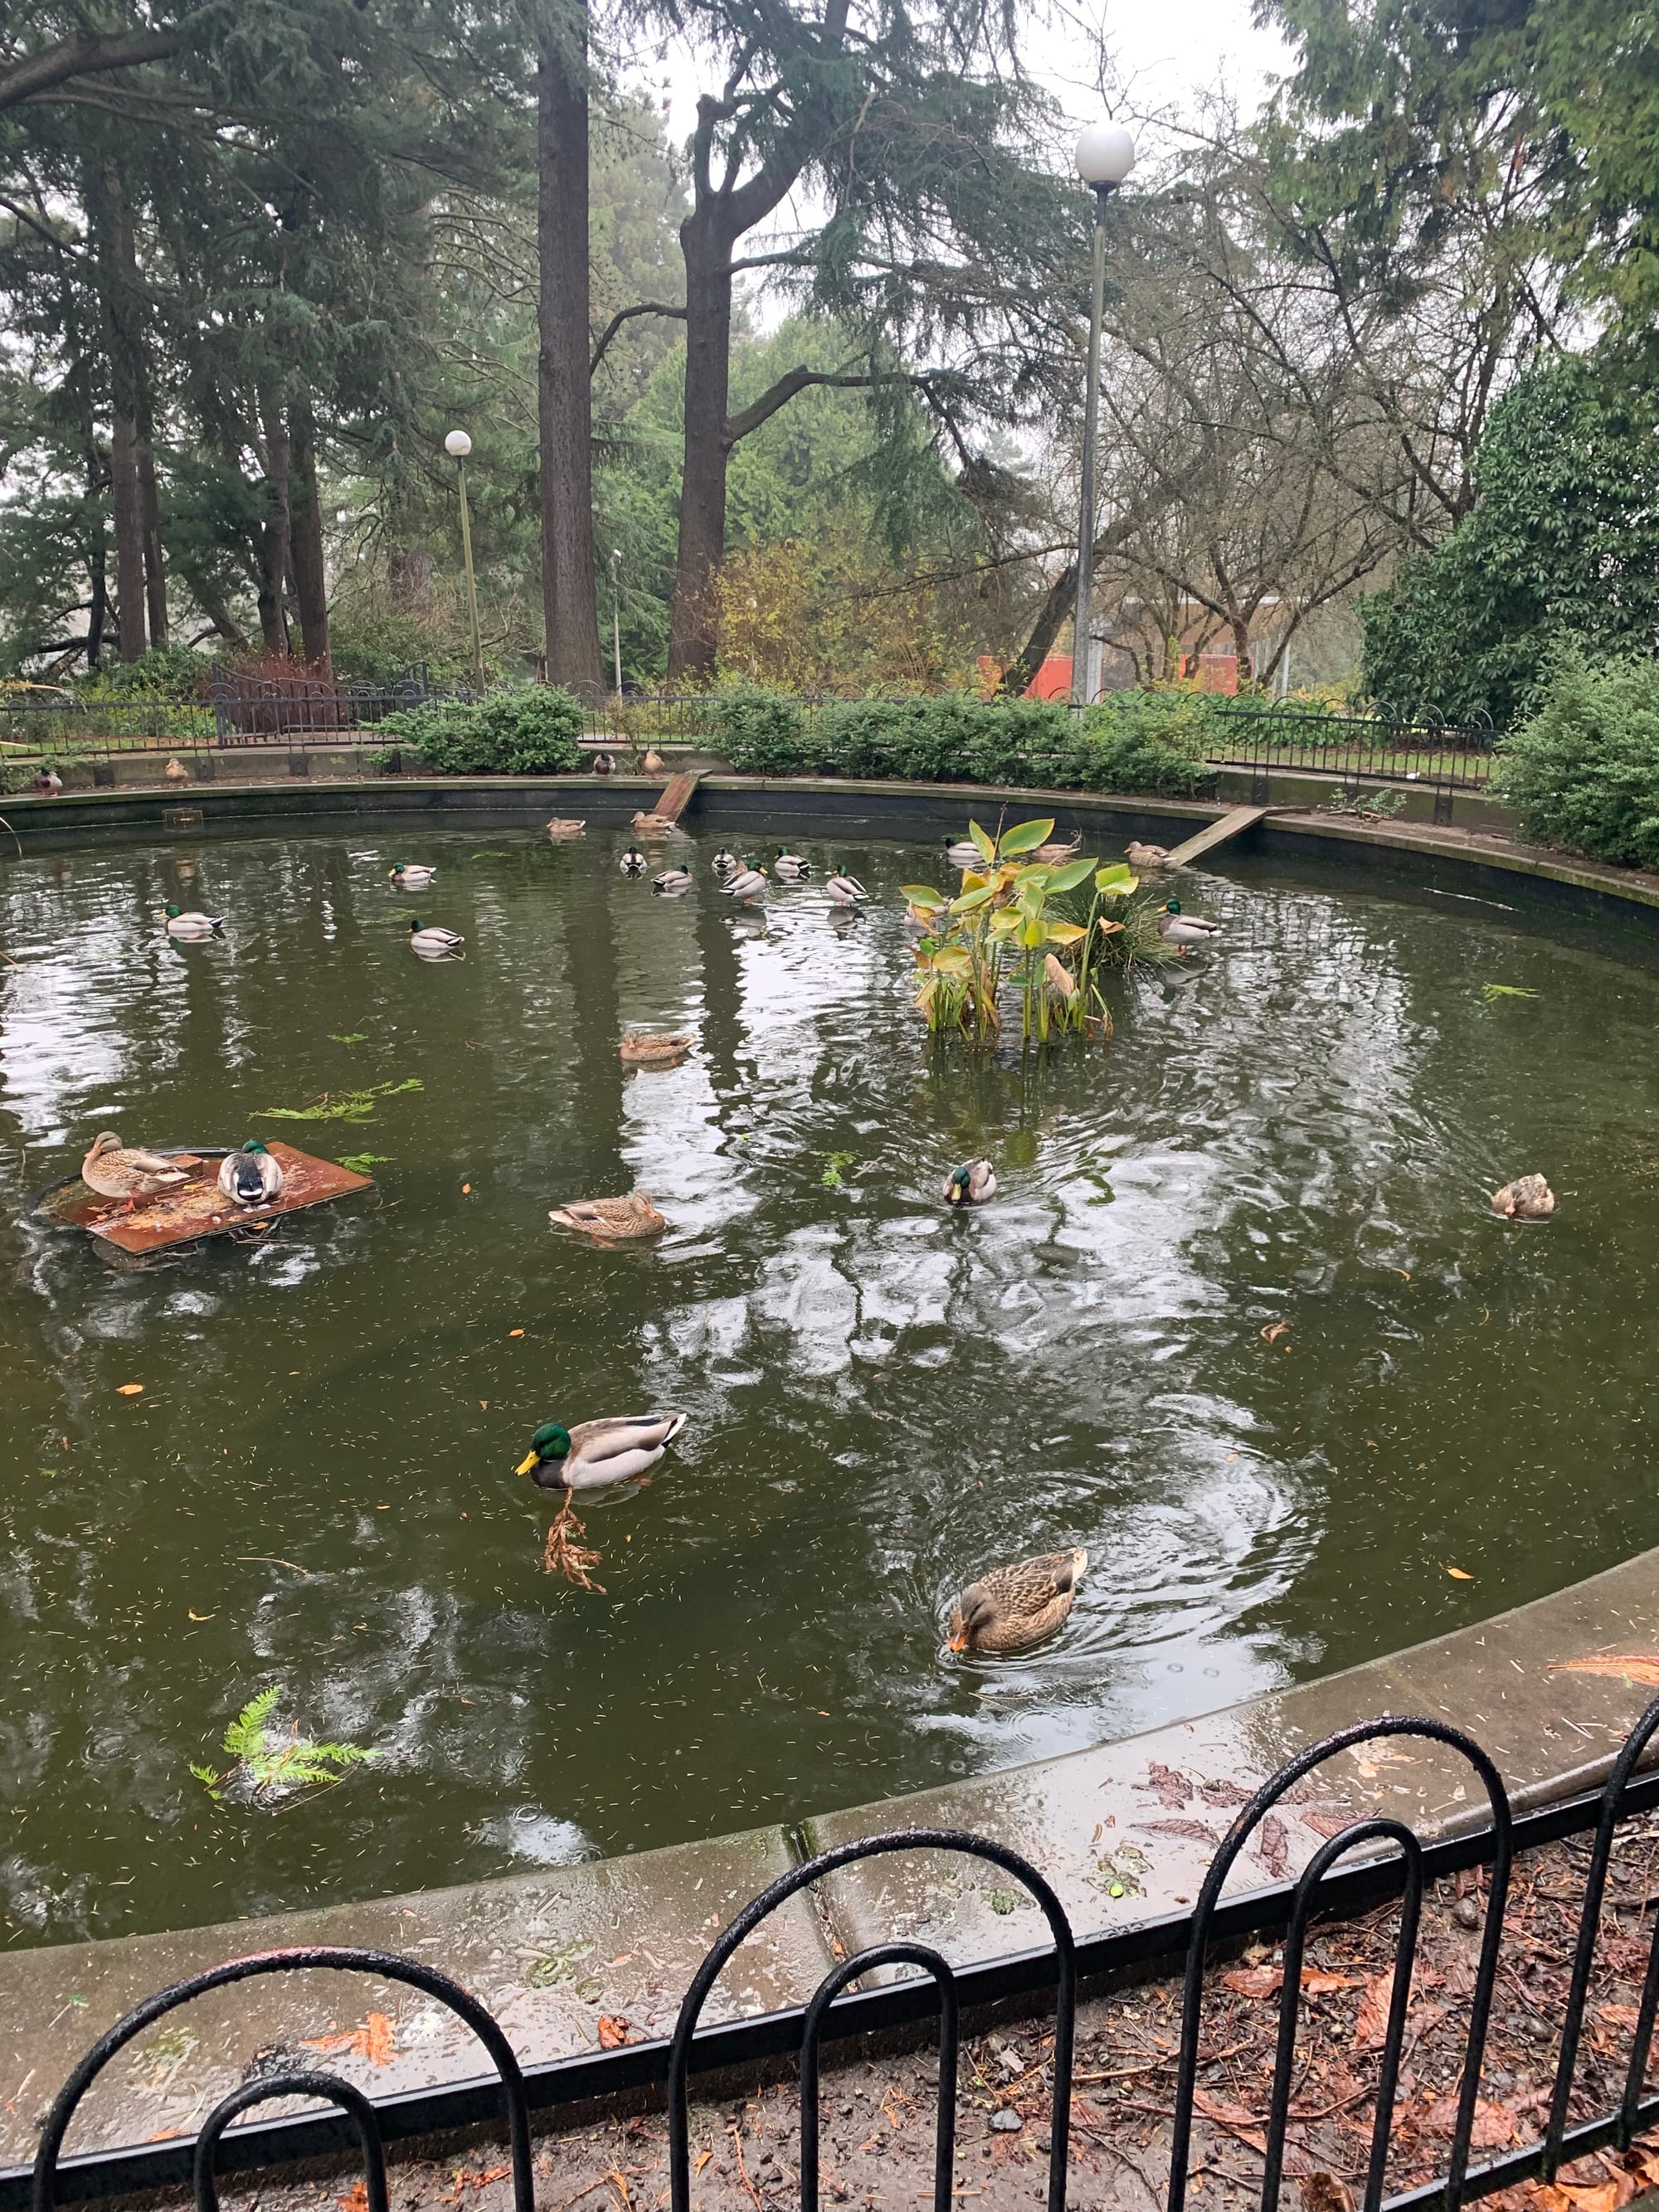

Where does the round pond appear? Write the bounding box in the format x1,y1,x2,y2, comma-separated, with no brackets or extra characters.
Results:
1,822,1655,1942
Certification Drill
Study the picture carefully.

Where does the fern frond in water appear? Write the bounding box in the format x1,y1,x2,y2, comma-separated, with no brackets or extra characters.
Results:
253,1079,422,1125
195,1685,377,1802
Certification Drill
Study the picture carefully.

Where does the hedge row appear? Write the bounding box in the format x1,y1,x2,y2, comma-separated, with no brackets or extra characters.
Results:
377,687,584,774
704,686,1218,797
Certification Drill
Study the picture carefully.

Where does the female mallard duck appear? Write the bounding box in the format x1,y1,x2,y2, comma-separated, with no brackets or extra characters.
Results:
217,1138,285,1207
1126,841,1170,869
1032,833,1082,864
943,1158,996,1206
1492,1174,1554,1220
722,863,767,902
620,1030,692,1067
389,863,437,892
652,868,693,896
945,838,983,870
619,846,647,878
516,1410,688,1492
773,848,811,880
712,848,738,878
409,918,464,955
545,818,586,840
946,1548,1088,1654
81,1132,192,1208
159,903,224,940
825,867,868,907
632,810,680,835
548,1191,668,1240
1157,898,1222,949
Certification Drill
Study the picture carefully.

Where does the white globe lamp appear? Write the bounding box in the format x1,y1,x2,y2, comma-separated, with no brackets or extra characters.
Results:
1075,122,1136,187
444,429,473,459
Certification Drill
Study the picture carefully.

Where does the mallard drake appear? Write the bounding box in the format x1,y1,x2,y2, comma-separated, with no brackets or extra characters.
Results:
81,1132,192,1208
159,902,224,940
408,918,464,954
943,1158,996,1206
1492,1174,1555,1220
946,1548,1088,1654
592,751,616,777
773,848,811,880
619,847,648,877
389,863,437,892
516,1410,688,1492
825,868,868,906
712,848,738,878
1157,898,1221,948
652,868,693,896
1126,841,1170,868
945,838,983,870
620,1030,692,1067
545,818,586,840
217,1138,285,1207
722,863,767,902
548,1191,668,1240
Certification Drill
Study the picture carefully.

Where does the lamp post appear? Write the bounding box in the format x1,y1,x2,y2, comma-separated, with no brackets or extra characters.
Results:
1070,121,1136,708
611,547,624,697
445,429,486,693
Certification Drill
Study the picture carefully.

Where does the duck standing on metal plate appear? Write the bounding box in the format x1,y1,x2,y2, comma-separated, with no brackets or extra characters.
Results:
81,1133,192,1210
218,1139,285,1207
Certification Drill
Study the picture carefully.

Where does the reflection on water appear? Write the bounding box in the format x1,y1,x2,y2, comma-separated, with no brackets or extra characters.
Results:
1,827,1656,1944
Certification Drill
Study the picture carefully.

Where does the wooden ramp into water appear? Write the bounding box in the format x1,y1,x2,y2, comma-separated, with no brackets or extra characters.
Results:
1164,804,1267,868
650,770,701,824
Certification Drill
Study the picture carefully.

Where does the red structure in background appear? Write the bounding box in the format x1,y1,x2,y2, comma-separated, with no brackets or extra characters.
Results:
976,654,1076,699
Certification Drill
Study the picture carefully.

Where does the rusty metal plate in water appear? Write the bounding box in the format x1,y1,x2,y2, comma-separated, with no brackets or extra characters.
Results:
36,1141,374,1252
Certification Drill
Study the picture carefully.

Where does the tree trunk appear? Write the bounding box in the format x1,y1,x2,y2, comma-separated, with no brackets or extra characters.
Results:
388,547,432,607
87,541,108,669
289,398,330,668
257,400,293,654
92,160,147,662
109,416,146,659
536,0,601,690
139,440,166,648
668,209,735,683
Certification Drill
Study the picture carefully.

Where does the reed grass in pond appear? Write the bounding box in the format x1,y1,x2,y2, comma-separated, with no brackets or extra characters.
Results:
0,828,1657,1943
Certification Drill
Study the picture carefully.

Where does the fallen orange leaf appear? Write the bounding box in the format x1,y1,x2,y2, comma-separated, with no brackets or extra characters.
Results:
338,2183,371,2212
695,2152,713,2176
1554,1655,1659,1687
117,1383,144,1397
509,1329,524,1338
1222,1966,1360,2000
1260,1322,1288,1344
304,2012,397,2066
461,1182,472,1194
1447,1567,1473,1580
596,2015,632,2049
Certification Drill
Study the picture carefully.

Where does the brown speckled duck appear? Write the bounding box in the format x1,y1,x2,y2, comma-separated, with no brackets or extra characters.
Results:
946,1548,1088,1654
81,1132,192,1210
1492,1174,1554,1220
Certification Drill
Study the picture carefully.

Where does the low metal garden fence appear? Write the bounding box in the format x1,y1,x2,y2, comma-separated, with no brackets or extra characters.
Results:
19,1698,1659,2212
1199,705,1500,796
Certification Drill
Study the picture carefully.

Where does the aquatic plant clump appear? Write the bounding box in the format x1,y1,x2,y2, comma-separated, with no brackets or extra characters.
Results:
192,1687,377,1805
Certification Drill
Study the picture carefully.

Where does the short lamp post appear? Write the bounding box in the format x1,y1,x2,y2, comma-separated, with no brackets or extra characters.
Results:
1070,122,1136,708
445,428,486,693
611,547,624,698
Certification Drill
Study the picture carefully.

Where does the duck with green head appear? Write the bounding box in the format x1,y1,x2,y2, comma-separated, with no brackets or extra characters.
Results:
1156,897,1222,948
943,1158,996,1206
389,863,436,891
159,902,224,939
515,1411,688,1491
218,1138,285,1206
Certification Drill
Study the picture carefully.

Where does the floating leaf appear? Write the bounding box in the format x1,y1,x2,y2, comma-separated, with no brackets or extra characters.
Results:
1481,984,1540,1003
255,1079,422,1125
820,1150,857,1188
329,1033,368,1046
116,1383,144,1396
1447,1566,1473,1581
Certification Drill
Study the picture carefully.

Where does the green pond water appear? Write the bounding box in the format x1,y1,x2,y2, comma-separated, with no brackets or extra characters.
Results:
1,823,1657,1948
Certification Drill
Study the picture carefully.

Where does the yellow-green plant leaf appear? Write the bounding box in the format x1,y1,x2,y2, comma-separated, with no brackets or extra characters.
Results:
931,944,973,978
1045,920,1087,945
969,820,997,863
1043,856,1098,892
990,907,1023,934
1021,914,1048,948
997,818,1056,857
899,884,947,909
951,882,998,913
1094,863,1137,894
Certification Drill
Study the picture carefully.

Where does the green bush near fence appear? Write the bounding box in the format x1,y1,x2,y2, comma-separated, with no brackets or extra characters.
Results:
704,684,1216,797
378,686,584,774
1496,653,1659,869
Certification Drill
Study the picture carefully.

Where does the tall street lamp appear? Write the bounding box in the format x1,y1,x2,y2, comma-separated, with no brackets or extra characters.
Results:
445,428,486,693
1070,121,1136,708
611,547,624,697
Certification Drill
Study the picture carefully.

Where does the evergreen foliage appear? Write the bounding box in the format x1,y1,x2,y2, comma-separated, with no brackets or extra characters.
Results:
377,686,584,773
1496,654,1659,870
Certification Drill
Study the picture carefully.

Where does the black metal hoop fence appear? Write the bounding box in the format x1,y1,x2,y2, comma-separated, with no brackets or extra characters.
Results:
22,1700,1659,2212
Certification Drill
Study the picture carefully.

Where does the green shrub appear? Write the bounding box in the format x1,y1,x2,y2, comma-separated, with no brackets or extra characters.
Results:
1070,694,1218,796
75,645,210,702
704,683,808,772
378,686,582,774
1495,653,1659,868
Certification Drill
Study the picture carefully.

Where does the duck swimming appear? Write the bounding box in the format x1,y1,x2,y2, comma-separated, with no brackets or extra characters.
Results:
389,863,436,892
947,1548,1088,1654
652,868,693,896
1126,841,1170,869
545,818,586,840
619,847,648,877
943,1158,996,1205
548,1192,667,1240
712,848,738,878
945,838,983,870
620,1031,692,1067
1492,1174,1554,1219
516,1411,688,1492
218,1138,285,1207
408,918,464,954
160,903,224,940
